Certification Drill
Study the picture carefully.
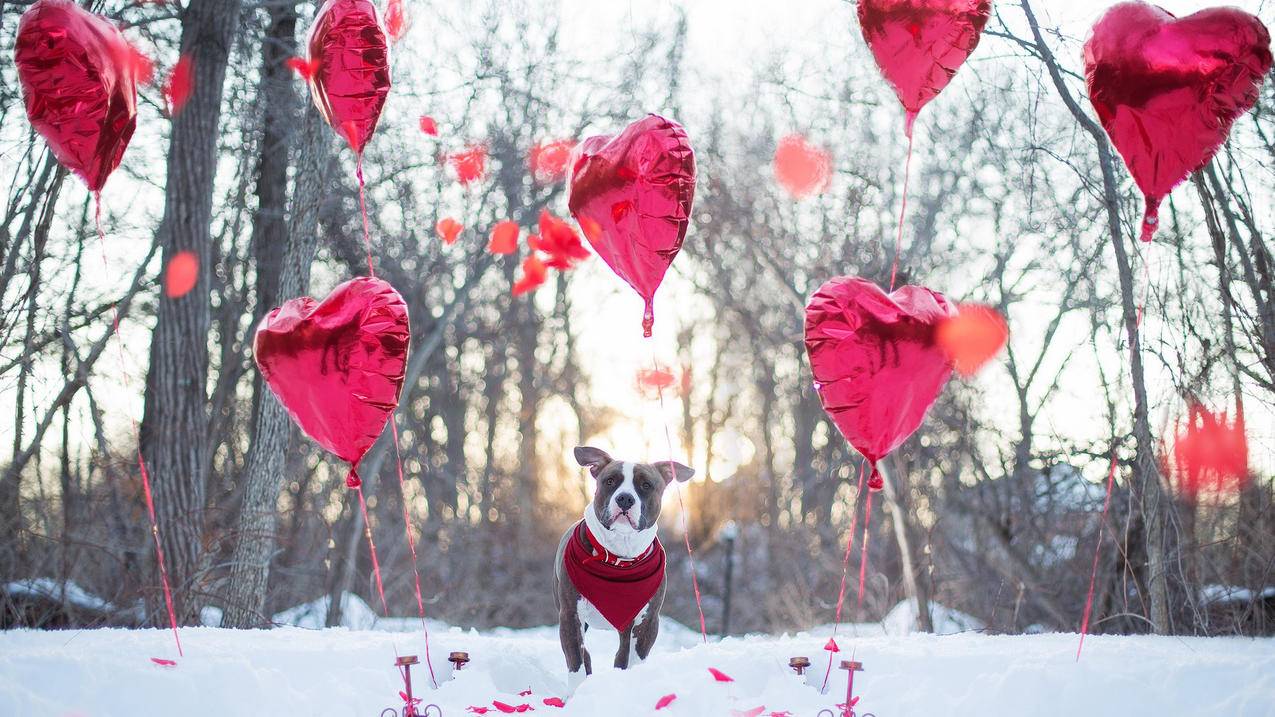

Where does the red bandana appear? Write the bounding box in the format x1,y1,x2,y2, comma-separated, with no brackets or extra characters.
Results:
562,520,665,630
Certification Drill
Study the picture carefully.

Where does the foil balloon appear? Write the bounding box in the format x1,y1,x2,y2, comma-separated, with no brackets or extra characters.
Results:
857,0,992,136
254,276,409,482
804,276,955,489
14,0,140,192
1085,2,1272,242
305,0,391,153
568,115,695,338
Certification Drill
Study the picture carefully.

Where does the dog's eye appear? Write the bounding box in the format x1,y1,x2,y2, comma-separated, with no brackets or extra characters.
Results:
606,477,616,486
640,481,652,491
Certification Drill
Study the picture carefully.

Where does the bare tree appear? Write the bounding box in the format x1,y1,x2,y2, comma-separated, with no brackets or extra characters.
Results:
140,0,245,624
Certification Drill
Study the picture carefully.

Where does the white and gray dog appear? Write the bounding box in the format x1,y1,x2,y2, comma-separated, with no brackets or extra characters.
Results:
554,446,694,688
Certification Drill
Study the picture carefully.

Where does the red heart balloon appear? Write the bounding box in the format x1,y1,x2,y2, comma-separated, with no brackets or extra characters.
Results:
857,0,992,136
305,0,392,154
1084,2,1272,242
254,277,409,474
568,115,696,337
804,277,955,488
14,0,139,192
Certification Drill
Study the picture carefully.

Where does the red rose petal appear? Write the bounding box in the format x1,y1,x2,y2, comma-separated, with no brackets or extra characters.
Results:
164,251,199,298
655,694,677,710
285,57,317,81
529,139,575,183
385,0,408,42
512,255,548,296
419,115,438,136
436,217,463,245
935,304,1009,377
127,44,155,86
708,667,734,682
449,145,488,185
824,637,840,652
774,134,832,198
488,220,519,254
164,54,195,117
542,697,565,708
150,657,176,667
637,368,676,389
1172,400,1250,497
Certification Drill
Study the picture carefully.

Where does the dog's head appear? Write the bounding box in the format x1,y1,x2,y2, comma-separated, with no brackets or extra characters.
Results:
574,446,694,532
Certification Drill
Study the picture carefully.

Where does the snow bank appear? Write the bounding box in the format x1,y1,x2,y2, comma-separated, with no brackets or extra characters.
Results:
3,578,122,615
881,598,984,635
1,623,1272,716
1199,584,1275,605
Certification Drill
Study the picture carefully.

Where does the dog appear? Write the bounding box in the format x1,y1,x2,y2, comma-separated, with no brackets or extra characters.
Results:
555,446,694,689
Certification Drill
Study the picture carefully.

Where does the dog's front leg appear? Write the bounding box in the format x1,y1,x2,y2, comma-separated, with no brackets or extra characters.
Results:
614,624,634,669
560,608,591,691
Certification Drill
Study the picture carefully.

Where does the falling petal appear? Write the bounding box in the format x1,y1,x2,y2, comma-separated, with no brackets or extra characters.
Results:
529,139,575,183
1172,400,1250,498
935,304,1008,377
164,54,195,117
449,145,488,185
533,210,590,269
512,255,548,296
774,134,832,198
285,57,318,81
436,217,463,245
636,367,677,396
164,251,199,298
655,694,677,710
488,220,519,254
385,0,408,41
542,697,565,708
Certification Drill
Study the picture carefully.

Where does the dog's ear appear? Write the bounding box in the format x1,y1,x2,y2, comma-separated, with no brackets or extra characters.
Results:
655,460,695,484
574,446,612,478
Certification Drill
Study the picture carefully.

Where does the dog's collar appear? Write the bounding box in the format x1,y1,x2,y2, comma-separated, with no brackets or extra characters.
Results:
578,521,655,567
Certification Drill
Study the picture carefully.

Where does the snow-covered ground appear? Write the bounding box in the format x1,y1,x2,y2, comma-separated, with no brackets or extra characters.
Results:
2,611,1273,716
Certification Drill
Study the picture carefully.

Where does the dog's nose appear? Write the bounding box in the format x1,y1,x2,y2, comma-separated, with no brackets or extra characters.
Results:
615,493,635,511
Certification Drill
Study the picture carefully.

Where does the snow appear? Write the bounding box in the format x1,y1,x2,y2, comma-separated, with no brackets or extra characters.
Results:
2,616,1273,716
880,598,985,636
1199,584,1275,605
273,592,383,631
3,578,141,619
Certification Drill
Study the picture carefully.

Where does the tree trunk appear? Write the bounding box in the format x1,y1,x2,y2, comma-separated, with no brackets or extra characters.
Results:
140,0,244,625
222,2,328,628
881,460,933,632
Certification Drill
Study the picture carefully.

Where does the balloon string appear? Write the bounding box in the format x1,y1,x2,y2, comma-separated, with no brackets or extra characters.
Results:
1076,448,1118,661
889,131,915,292
650,350,707,643
93,192,183,658
354,482,389,615
820,460,867,693
1135,241,1150,330
356,153,375,278
856,489,875,612
390,418,439,689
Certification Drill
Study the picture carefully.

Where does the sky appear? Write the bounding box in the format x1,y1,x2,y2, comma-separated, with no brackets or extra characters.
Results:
549,0,1275,484
2,0,1272,493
